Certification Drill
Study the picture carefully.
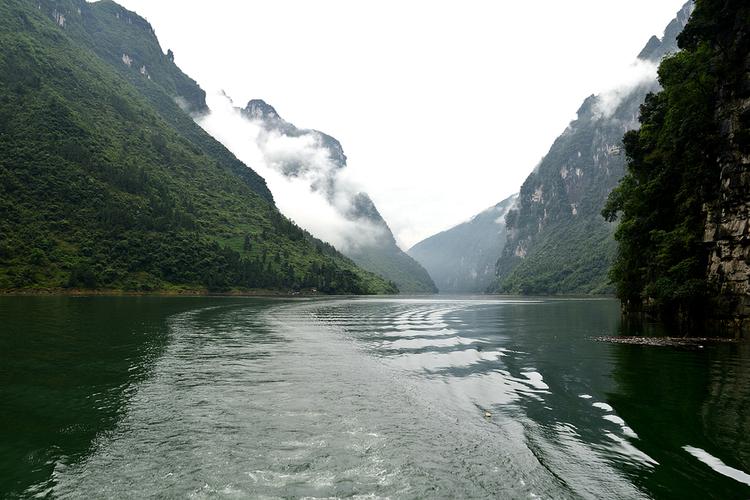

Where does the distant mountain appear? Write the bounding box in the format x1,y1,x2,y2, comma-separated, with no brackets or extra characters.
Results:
408,195,517,293
239,99,438,294
0,0,396,294
489,2,694,295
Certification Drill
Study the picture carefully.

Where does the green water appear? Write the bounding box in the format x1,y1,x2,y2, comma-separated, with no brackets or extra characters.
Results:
0,296,748,499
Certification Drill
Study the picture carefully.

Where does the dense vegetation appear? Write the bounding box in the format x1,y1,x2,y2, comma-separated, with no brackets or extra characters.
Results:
603,0,749,321
0,0,397,294
350,239,438,294
500,218,616,295
489,2,692,296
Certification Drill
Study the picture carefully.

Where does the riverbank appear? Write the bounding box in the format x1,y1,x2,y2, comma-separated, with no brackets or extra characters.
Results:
593,336,741,347
0,287,327,298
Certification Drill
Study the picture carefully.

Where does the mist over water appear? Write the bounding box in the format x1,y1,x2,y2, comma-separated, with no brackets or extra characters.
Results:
2,296,749,499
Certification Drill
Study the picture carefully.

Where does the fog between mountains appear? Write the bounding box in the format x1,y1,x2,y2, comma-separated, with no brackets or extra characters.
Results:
196,93,387,253
195,46,660,256
592,59,659,120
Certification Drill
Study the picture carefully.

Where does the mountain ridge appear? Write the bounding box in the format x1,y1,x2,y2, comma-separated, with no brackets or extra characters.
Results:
237,98,438,293
0,0,397,294
489,1,694,295
408,194,517,293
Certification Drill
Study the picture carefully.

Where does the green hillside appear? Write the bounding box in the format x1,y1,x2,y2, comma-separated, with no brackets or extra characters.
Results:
0,0,397,294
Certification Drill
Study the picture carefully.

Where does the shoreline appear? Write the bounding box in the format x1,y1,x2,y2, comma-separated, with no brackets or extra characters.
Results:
593,336,741,346
0,288,328,298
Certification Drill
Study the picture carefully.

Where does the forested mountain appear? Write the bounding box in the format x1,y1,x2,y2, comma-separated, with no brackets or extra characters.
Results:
408,195,517,293
238,99,438,293
604,0,750,333
0,0,397,294
489,2,694,295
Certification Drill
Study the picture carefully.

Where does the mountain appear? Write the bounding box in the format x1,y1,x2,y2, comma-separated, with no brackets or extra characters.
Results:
408,195,517,293
0,0,397,294
604,0,750,334
237,99,438,294
489,2,694,295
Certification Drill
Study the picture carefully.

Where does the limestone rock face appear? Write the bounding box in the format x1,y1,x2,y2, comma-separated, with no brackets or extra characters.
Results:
705,66,750,333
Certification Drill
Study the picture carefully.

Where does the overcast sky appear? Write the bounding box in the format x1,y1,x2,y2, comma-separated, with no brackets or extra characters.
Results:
115,0,687,249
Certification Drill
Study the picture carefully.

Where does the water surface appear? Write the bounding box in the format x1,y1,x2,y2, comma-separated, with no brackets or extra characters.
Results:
1,296,748,498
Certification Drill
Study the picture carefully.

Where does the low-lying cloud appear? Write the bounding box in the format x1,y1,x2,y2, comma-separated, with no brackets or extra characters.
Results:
592,59,659,120
196,93,387,252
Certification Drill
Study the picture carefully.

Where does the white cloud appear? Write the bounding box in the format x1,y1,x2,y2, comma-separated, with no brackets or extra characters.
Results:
115,0,689,248
196,93,387,252
592,59,660,120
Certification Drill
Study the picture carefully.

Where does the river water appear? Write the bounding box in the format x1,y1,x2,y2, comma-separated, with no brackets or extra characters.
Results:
1,296,749,499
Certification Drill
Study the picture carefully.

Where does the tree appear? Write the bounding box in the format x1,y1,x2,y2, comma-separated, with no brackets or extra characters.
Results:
602,0,746,325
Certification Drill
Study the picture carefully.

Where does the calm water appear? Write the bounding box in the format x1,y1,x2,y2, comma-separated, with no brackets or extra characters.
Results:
1,296,749,499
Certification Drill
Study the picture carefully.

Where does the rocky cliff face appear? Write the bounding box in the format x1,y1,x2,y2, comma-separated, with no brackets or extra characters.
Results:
490,2,693,295
704,27,750,333
36,0,208,113
602,0,749,335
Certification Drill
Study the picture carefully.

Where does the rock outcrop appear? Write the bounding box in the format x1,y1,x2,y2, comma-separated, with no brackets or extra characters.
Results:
704,49,750,334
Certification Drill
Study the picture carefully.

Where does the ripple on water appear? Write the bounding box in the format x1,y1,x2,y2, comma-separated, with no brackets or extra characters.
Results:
27,297,750,499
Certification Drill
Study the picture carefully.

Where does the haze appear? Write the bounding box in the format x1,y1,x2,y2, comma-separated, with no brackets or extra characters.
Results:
112,0,687,248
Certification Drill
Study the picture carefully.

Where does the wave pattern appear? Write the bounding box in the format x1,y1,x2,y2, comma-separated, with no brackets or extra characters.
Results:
43,297,750,499
311,298,654,499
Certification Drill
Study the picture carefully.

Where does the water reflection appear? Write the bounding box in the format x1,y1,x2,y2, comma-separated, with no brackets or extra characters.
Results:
610,339,750,498
0,296,231,497
315,297,750,498
314,298,653,497
1,296,748,499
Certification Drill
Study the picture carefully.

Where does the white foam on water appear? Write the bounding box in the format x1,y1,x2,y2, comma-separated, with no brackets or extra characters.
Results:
380,335,475,350
522,371,549,390
622,426,639,439
380,328,453,338
603,414,626,426
387,347,506,371
604,432,659,467
592,402,613,412
600,413,639,439
683,446,750,486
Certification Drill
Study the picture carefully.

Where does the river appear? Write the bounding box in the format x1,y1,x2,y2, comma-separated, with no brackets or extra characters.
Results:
1,296,748,498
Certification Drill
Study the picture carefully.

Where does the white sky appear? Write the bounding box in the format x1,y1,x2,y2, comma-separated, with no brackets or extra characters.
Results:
115,0,687,249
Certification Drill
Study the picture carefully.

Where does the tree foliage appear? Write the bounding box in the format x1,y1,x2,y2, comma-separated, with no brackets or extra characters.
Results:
0,0,397,295
603,0,749,318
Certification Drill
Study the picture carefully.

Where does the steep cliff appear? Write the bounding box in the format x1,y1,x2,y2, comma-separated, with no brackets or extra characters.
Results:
604,0,750,334
490,2,693,295
408,195,517,293
703,9,750,331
